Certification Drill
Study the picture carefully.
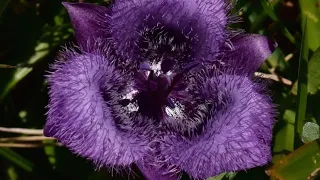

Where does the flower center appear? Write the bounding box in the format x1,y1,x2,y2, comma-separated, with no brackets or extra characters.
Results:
122,61,198,121
135,62,175,120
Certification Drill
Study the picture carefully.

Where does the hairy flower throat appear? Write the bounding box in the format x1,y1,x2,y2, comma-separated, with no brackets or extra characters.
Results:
127,61,195,120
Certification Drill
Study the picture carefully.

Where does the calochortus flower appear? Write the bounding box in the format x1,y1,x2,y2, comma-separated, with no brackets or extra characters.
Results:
44,0,276,179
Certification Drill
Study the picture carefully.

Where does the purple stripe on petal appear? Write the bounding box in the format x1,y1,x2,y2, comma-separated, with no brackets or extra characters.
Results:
228,34,277,75
63,2,110,51
160,74,274,179
110,0,228,71
45,49,153,167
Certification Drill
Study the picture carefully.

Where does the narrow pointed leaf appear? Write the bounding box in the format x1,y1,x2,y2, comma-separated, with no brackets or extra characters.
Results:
260,0,278,21
299,0,320,51
208,173,226,180
292,47,320,95
208,172,237,180
0,43,49,100
306,47,320,94
295,18,309,135
273,110,295,152
0,148,33,172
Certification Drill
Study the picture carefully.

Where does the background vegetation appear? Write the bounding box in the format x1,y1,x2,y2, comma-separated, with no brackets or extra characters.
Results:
1,0,320,179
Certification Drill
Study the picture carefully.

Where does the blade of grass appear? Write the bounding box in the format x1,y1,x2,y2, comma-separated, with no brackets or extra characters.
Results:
299,0,320,51
0,148,33,172
295,18,309,135
291,47,320,95
250,0,280,32
260,0,278,21
273,110,295,153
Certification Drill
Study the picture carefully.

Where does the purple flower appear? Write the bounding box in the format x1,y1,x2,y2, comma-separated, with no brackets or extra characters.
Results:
44,1,276,180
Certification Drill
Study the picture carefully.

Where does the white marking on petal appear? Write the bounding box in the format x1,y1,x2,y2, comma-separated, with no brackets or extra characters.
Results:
165,101,184,119
121,88,139,113
122,88,138,100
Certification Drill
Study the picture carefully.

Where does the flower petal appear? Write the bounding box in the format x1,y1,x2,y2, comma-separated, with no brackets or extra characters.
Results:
228,34,277,74
44,49,153,167
160,74,274,179
63,2,110,51
136,159,179,180
110,0,228,70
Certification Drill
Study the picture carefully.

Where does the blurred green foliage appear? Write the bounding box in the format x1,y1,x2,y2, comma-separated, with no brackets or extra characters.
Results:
0,0,320,180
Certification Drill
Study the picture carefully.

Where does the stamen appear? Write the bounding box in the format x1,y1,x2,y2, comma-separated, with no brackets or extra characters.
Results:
133,61,196,119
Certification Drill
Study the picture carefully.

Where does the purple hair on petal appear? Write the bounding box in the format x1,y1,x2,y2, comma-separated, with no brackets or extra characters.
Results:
136,156,180,180
160,73,274,179
63,2,110,51
44,48,154,167
110,0,229,72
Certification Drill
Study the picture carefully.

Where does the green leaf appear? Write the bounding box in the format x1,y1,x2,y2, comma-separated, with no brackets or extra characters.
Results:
0,8,73,101
266,48,289,72
269,140,320,180
273,110,295,152
295,18,309,135
260,0,278,21
207,172,237,180
0,42,50,100
258,0,295,44
44,145,56,168
291,48,320,95
250,0,278,32
225,172,237,180
0,0,10,18
307,47,320,94
207,173,227,180
292,47,320,95
302,122,320,143
7,166,18,180
0,148,33,172
299,0,320,51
